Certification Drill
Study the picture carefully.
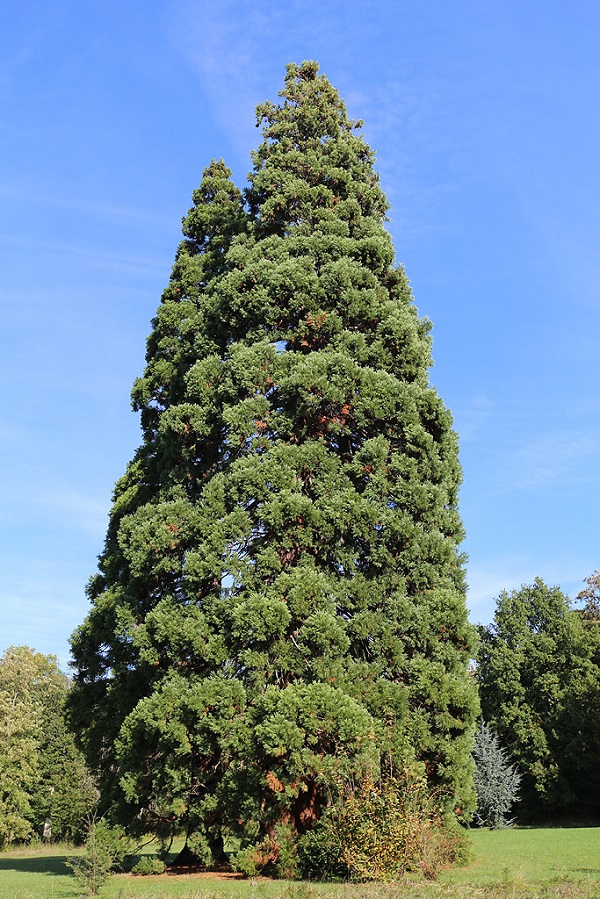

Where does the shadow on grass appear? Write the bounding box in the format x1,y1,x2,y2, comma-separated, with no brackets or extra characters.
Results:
0,854,72,876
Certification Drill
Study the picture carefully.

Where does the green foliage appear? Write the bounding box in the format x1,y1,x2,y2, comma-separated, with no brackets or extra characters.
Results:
67,819,129,894
477,578,600,821
131,855,166,875
0,646,96,847
69,61,478,870
232,823,300,879
472,722,521,829
578,569,600,623
297,770,471,882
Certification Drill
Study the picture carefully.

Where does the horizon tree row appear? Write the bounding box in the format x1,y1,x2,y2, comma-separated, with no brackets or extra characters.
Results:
68,61,479,871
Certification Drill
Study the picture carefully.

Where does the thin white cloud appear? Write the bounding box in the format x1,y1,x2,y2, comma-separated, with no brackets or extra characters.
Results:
464,425,600,499
0,580,86,672
0,180,173,225
0,12,46,98
0,483,110,538
168,0,284,155
453,393,494,443
466,555,592,625
512,431,598,490
0,232,167,275
167,0,462,242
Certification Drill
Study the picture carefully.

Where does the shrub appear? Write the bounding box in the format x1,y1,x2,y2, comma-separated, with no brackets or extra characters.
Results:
131,856,166,875
231,824,299,879
298,771,471,882
195,831,221,867
297,819,349,881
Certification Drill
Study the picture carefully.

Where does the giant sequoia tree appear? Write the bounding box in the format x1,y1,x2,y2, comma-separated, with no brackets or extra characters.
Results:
69,62,477,868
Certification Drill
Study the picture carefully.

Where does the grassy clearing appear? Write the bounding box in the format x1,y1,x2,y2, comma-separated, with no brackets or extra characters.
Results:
0,828,598,899
445,827,600,885
0,842,79,898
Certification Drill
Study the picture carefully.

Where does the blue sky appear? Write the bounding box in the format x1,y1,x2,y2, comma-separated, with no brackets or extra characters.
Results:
2,0,599,670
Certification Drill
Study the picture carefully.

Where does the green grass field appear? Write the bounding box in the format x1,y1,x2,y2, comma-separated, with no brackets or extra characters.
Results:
0,829,599,899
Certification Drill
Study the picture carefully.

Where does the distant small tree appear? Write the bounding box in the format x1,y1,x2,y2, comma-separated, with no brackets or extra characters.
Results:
0,686,37,846
472,721,520,828
67,819,130,895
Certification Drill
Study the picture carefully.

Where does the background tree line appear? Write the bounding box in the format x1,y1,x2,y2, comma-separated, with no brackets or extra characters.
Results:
1,571,598,849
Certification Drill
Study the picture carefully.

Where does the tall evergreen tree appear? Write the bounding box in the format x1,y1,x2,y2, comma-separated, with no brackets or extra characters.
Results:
69,62,477,869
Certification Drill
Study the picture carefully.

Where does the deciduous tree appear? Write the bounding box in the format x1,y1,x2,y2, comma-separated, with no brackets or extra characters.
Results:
577,570,600,622
0,647,96,845
477,579,600,821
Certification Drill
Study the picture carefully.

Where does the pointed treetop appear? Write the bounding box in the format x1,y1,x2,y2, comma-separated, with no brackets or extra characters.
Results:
255,61,362,144
247,61,388,234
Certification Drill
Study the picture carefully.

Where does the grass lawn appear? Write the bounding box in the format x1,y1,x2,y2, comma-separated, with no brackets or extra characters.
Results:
0,843,79,899
0,829,598,899
445,827,600,885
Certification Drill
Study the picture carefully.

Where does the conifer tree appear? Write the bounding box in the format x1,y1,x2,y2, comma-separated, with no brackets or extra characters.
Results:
472,721,521,829
69,62,477,869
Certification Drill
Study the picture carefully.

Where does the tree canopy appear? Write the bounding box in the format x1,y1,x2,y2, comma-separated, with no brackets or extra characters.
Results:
0,647,96,846
477,578,600,821
69,61,478,870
